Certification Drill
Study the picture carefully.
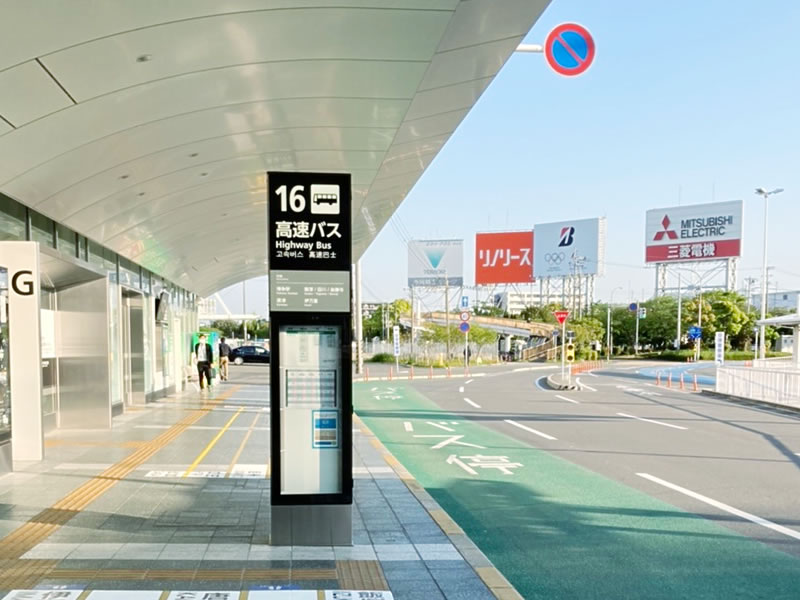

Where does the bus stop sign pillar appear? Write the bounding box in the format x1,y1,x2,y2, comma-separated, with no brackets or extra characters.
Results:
267,171,353,546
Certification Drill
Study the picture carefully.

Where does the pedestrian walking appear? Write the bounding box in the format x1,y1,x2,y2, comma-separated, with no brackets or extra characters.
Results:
194,333,213,390
219,336,231,382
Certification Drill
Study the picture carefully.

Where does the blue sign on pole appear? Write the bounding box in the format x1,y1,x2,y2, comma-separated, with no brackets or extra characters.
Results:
459,321,470,334
460,295,469,310
628,303,638,312
688,326,702,341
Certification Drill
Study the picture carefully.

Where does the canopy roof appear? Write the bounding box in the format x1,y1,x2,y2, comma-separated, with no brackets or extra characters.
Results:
0,0,550,295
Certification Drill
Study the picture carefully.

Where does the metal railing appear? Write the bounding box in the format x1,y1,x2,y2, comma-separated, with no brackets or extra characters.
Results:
716,366,800,408
752,357,797,369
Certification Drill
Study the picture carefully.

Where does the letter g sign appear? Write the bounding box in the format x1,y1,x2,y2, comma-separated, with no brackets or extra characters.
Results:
11,270,34,296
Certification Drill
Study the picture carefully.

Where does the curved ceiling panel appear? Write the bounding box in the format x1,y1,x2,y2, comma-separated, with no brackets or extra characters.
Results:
0,0,551,297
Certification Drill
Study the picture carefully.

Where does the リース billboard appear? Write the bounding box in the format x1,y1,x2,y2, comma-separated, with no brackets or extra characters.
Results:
533,218,605,278
645,200,743,263
475,231,534,285
408,240,463,287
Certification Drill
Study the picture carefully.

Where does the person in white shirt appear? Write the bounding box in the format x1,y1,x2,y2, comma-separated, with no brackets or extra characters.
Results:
194,334,213,390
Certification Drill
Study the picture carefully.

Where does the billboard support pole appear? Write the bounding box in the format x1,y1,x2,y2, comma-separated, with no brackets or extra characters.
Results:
676,271,682,350
561,318,566,379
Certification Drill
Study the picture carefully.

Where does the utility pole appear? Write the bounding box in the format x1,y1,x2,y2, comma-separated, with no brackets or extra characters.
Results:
410,286,415,362
242,280,247,342
445,273,451,360
634,301,640,355
354,260,363,375
676,271,682,349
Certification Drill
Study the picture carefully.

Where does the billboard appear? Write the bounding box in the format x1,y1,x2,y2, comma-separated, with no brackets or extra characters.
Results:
408,239,463,287
475,231,534,285
645,200,743,263
533,217,605,278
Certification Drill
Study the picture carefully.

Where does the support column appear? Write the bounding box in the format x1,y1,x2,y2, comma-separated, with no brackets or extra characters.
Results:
355,260,363,375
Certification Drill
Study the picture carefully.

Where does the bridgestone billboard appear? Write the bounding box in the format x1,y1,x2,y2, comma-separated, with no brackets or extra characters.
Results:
533,218,605,278
408,239,463,287
645,200,743,263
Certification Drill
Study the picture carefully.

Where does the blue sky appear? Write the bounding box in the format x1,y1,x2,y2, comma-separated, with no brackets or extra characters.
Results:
221,1,800,316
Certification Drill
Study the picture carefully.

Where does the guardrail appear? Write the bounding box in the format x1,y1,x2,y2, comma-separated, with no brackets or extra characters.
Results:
752,358,797,369
716,366,800,408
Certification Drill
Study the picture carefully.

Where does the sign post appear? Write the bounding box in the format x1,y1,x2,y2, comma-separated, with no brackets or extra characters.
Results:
267,171,352,546
392,325,400,373
544,23,596,77
715,331,725,366
553,310,570,380
460,311,471,368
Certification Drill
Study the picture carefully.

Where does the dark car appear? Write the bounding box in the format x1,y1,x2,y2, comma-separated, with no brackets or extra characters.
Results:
230,345,270,365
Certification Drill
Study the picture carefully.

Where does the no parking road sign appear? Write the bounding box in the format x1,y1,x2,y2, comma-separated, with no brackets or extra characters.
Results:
544,23,595,77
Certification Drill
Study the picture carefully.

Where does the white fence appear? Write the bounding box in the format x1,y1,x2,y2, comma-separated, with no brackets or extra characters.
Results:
752,357,797,369
716,366,800,408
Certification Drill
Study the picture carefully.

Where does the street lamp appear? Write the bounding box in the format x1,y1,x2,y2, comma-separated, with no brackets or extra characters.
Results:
607,287,623,362
755,187,784,359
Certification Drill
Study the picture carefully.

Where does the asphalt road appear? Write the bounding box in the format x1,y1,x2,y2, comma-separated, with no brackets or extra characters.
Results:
355,360,800,598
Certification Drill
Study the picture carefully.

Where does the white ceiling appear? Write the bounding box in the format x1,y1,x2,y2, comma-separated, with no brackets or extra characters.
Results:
0,0,550,296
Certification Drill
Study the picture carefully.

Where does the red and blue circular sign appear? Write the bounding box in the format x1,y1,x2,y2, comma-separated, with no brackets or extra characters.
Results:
459,321,470,334
544,23,595,77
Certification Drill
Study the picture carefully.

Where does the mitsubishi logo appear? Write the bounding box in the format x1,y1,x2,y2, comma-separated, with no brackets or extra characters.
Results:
654,215,678,241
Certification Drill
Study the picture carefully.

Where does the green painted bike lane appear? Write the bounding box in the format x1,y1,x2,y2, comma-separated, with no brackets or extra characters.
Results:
355,383,800,599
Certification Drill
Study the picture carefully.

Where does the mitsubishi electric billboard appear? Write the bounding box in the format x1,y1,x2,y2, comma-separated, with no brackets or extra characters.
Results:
408,240,463,287
533,218,605,278
645,200,743,263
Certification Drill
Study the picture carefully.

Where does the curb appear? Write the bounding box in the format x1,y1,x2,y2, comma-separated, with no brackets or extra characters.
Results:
546,373,578,391
701,389,800,415
354,415,524,600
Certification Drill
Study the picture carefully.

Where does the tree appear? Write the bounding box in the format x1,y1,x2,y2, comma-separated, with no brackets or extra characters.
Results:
519,303,561,324
473,303,505,318
638,296,678,350
468,324,497,360
210,320,239,337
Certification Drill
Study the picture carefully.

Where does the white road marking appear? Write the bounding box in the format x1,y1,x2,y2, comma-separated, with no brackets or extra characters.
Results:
617,412,687,430
576,378,597,392
465,379,474,384
535,376,549,391
404,421,414,432
427,421,456,432
555,394,580,404
504,419,557,440
458,386,464,393
447,454,478,475
586,372,600,377
637,472,800,541
463,397,481,408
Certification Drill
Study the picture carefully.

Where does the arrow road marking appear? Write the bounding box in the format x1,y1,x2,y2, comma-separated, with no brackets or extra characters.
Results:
427,421,455,432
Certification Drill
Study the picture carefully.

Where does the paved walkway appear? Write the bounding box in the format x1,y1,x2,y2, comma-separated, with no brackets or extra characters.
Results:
0,366,516,599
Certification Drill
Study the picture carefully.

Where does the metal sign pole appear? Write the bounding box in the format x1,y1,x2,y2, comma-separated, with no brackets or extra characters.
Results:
561,318,566,379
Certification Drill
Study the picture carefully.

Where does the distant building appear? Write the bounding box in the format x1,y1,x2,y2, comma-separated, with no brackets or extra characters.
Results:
493,291,563,315
751,291,800,312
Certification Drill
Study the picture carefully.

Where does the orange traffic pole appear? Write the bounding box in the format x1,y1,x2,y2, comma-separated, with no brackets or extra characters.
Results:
409,366,414,380
680,372,685,390
656,371,661,386
693,374,699,392
365,367,369,382
389,367,393,381
667,372,672,388
447,366,451,378
429,366,433,379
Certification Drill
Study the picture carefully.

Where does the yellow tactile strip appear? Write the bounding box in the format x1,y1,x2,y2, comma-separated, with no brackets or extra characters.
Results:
0,386,240,562
353,414,525,600
45,440,148,449
336,560,389,590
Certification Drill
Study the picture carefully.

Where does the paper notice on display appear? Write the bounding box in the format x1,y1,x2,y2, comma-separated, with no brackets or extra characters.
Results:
280,325,340,408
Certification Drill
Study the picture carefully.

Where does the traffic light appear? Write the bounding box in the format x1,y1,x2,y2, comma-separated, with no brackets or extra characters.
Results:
566,343,576,363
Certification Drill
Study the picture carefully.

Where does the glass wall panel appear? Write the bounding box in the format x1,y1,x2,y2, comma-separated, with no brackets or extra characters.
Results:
88,240,105,270
30,211,54,247
108,278,122,406
0,268,10,443
40,288,58,417
57,224,77,258
0,196,25,241
119,258,140,289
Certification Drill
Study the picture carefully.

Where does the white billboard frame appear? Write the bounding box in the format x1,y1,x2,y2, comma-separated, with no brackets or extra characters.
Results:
533,217,605,279
408,239,463,287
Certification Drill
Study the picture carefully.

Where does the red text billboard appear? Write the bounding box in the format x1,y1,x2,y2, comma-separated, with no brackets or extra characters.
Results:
475,231,534,285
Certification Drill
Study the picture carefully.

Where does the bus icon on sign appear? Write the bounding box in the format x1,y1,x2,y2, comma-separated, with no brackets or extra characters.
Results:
310,184,340,215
